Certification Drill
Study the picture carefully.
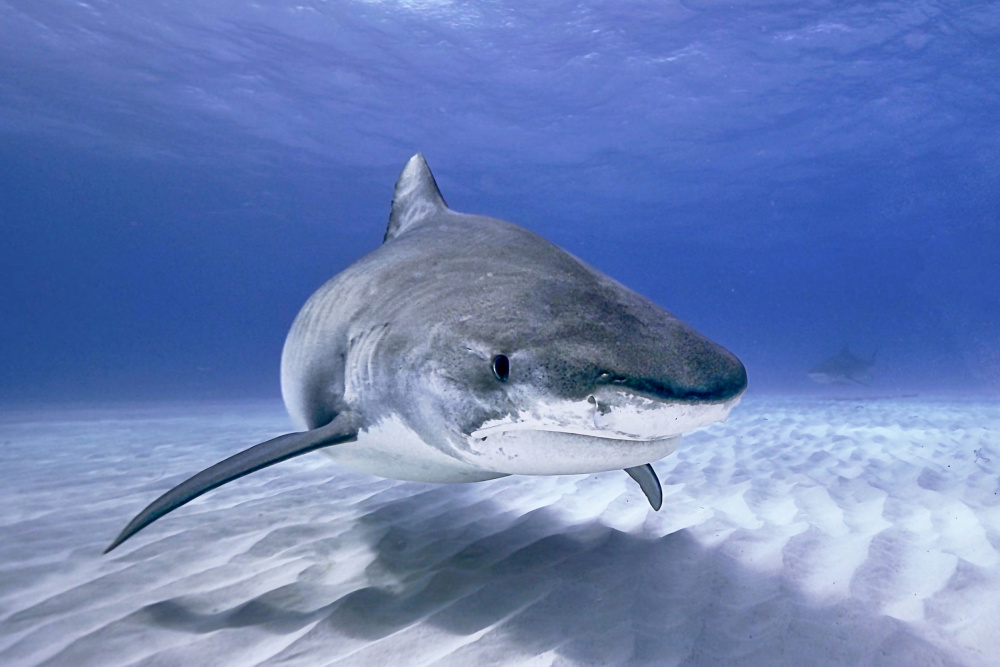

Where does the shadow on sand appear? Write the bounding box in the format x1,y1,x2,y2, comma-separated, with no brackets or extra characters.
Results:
131,482,961,667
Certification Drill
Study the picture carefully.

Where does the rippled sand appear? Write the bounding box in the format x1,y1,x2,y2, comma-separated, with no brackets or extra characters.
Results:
1,396,998,666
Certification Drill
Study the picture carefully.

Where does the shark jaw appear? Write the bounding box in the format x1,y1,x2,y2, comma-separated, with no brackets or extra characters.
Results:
463,392,743,476
317,393,744,483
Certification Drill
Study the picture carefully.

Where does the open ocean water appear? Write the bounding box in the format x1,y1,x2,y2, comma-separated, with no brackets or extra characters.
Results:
2,2,999,665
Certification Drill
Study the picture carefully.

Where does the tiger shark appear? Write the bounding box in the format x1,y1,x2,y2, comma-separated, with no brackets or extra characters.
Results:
808,346,875,386
105,154,747,553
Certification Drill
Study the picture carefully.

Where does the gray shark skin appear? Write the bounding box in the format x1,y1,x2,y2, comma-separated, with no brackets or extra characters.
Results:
808,346,875,386
105,154,747,553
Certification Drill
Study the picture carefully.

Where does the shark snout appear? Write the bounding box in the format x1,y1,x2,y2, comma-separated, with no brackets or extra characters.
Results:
596,346,747,404
684,348,748,402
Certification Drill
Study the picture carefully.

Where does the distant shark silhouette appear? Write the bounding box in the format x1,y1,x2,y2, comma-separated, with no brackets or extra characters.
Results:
105,154,747,553
807,347,876,385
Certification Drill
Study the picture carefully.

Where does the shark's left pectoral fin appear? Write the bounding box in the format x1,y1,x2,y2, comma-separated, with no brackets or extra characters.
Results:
625,464,662,511
104,411,363,553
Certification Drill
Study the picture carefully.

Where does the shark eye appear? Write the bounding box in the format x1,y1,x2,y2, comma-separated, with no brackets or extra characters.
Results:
492,355,510,382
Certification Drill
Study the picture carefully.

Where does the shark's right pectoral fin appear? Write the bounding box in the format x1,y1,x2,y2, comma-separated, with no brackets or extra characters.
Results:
104,411,363,554
625,463,663,511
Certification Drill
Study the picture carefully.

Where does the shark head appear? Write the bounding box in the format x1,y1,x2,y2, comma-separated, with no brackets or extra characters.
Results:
404,265,747,476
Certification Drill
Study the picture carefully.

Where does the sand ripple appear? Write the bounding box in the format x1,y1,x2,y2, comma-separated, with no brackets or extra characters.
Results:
1,397,998,665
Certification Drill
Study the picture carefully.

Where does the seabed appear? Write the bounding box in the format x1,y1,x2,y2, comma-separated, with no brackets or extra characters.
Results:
1,396,998,666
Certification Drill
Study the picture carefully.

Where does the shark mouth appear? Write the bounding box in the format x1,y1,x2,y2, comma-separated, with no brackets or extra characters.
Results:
462,394,743,476
469,393,742,442
470,422,674,441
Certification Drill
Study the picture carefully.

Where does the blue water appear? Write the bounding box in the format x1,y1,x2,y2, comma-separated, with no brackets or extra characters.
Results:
2,1,998,402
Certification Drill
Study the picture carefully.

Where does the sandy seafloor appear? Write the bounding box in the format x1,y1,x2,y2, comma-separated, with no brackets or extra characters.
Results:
1,396,998,666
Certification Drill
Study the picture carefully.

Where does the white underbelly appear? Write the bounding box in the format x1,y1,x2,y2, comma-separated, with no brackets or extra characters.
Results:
320,409,695,482
319,414,506,483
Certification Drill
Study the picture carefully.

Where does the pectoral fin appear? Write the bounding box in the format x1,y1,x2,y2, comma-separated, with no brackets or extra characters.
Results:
104,411,362,553
625,463,662,511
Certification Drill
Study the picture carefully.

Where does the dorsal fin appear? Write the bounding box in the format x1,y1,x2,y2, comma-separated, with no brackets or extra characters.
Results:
384,154,448,242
